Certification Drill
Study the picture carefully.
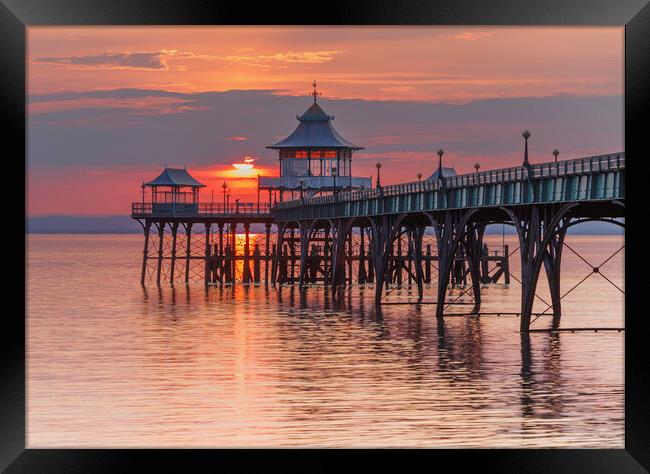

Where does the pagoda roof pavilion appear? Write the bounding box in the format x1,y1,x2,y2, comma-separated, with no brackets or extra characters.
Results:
145,168,206,188
426,166,458,182
267,102,363,150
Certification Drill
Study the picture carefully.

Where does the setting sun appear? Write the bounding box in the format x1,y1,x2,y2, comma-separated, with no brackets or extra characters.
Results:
229,157,258,178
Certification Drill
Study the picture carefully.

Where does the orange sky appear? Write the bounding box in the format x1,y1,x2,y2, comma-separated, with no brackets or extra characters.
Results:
27,26,623,215
29,26,623,101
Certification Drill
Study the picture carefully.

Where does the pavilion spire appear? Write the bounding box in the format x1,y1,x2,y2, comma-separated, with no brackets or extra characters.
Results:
311,80,321,103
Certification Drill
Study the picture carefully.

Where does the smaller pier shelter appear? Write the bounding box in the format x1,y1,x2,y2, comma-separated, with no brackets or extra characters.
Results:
139,168,206,215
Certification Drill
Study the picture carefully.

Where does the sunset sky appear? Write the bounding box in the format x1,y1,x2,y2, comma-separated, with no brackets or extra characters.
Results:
27,27,623,215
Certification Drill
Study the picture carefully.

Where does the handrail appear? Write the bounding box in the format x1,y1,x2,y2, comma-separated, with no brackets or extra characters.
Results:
132,202,272,216
274,152,625,209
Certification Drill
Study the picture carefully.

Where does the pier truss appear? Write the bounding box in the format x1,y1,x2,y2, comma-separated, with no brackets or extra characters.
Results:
270,204,623,332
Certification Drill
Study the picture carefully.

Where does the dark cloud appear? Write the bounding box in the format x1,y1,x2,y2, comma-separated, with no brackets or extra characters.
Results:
28,89,623,178
33,51,170,70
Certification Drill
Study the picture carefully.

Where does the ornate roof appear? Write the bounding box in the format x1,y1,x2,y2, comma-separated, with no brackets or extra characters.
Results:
145,168,206,187
426,166,458,182
267,102,363,150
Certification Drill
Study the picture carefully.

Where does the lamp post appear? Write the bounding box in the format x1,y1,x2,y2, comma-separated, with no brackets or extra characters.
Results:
474,163,481,205
553,149,559,163
299,179,305,201
417,172,422,182
522,130,531,166
436,148,445,180
332,168,337,190
375,162,382,188
141,182,145,207
222,182,227,209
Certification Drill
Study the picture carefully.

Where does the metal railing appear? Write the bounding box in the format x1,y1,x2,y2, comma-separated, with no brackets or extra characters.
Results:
259,175,372,189
275,152,625,209
132,202,272,216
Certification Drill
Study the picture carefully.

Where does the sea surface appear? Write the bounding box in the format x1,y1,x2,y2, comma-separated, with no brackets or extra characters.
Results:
26,234,624,448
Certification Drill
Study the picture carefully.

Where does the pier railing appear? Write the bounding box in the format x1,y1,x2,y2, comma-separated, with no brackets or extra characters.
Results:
275,153,625,209
132,202,272,217
259,175,372,189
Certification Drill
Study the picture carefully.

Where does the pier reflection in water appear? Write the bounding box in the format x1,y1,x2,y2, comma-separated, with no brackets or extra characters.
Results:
27,234,623,448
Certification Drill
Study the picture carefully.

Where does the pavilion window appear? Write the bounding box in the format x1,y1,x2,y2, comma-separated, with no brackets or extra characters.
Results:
310,159,321,176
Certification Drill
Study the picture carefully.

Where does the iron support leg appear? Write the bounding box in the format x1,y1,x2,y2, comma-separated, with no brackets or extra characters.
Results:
184,223,192,285
140,221,151,286
169,222,178,286
156,222,165,286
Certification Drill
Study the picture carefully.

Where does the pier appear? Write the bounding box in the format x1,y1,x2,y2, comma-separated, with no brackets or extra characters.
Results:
131,150,624,333
131,94,624,332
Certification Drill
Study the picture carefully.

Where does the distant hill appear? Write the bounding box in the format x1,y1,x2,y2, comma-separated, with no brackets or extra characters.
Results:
27,215,143,234
27,215,624,235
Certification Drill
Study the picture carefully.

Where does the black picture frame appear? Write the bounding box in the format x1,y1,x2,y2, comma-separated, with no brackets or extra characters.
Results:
3,0,649,471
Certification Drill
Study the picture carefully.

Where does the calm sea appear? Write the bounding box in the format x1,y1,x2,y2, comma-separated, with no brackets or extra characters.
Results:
26,234,624,448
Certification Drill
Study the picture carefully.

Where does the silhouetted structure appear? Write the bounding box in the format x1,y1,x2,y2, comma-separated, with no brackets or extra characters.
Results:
132,97,625,333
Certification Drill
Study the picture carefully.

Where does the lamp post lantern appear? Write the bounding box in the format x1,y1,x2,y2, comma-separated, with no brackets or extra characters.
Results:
437,149,444,177
375,162,382,188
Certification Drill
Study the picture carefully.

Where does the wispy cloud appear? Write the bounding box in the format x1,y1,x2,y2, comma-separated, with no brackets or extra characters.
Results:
440,31,496,41
33,49,198,71
261,50,345,63
378,86,416,94
219,49,345,67
28,95,207,118
34,48,346,72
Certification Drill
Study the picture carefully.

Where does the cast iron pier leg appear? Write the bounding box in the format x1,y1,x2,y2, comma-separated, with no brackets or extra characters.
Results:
170,222,179,286
140,220,151,286
156,221,165,286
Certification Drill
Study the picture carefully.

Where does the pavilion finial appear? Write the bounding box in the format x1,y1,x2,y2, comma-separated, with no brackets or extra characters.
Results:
311,80,321,103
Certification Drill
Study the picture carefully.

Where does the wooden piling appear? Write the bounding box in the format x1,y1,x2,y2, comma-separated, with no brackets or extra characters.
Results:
242,223,252,284
264,223,271,285
253,243,261,283
203,223,211,288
